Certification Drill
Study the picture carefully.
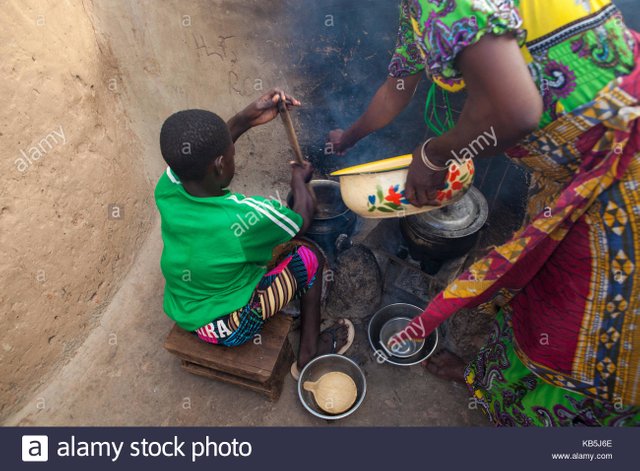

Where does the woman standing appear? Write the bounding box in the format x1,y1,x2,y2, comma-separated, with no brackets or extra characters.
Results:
330,0,640,426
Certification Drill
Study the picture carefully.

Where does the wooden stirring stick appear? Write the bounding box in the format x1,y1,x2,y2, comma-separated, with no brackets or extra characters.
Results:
277,99,306,165
277,98,316,202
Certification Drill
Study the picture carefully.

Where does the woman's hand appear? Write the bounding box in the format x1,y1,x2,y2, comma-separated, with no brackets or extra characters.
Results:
328,129,353,156
404,142,448,207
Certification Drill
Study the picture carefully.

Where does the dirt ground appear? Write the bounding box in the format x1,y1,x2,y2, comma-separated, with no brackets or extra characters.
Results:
2,0,487,426
5,222,485,426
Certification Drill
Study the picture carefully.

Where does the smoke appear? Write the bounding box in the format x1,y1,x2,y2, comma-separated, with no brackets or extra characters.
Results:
276,0,433,174
277,0,639,175
273,0,639,242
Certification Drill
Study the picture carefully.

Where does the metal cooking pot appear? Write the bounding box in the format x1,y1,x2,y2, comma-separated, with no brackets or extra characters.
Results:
400,186,488,273
287,180,357,260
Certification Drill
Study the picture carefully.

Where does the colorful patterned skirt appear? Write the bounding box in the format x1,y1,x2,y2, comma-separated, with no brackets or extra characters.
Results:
195,243,318,347
398,31,640,418
465,308,640,426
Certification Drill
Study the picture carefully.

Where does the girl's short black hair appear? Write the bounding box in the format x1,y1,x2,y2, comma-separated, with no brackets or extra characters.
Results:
159,109,231,181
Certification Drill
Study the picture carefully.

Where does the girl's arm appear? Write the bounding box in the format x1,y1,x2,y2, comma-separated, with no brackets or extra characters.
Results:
290,161,315,235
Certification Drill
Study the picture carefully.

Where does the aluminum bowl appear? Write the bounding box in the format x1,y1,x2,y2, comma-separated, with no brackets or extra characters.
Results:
297,354,367,420
379,317,425,358
368,303,438,366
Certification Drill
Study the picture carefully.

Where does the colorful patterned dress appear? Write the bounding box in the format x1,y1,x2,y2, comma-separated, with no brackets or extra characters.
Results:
389,0,640,426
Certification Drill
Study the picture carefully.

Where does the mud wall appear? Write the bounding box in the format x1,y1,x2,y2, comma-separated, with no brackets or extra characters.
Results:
1,0,299,420
0,0,153,418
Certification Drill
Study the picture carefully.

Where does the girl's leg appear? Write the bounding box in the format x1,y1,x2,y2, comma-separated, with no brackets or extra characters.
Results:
296,246,349,368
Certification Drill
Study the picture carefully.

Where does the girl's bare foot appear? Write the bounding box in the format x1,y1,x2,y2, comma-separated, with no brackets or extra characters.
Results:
316,320,350,356
297,320,350,369
423,350,466,383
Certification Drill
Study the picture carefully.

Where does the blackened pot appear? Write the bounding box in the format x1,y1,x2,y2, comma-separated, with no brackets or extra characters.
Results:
400,187,488,271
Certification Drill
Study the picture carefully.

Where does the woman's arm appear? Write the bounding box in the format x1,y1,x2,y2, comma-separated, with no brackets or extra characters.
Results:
405,34,543,206
329,73,423,155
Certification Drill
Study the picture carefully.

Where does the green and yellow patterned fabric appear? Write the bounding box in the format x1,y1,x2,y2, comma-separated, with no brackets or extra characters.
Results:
389,0,636,127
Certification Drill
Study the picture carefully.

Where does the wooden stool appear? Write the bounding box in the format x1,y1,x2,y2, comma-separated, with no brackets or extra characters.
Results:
164,314,293,401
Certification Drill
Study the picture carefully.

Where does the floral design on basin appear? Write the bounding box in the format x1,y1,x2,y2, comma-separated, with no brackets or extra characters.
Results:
331,154,475,219
367,184,410,213
366,160,475,214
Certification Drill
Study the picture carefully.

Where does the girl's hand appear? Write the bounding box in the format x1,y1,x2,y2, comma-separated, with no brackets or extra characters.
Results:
290,160,314,184
404,143,447,207
241,88,301,128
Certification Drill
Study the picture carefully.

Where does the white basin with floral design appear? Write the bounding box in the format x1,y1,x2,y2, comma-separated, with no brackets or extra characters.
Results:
330,154,475,219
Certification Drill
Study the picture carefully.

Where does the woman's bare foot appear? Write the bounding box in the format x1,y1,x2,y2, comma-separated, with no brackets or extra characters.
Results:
423,350,466,383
